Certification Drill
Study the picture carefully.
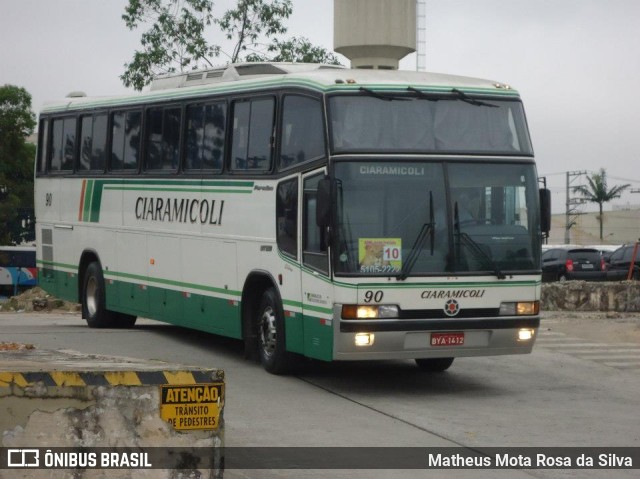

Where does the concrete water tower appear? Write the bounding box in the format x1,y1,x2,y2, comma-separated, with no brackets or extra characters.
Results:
334,0,416,69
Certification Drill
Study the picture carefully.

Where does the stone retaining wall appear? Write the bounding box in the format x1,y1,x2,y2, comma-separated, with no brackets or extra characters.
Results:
0,349,224,478
541,281,640,312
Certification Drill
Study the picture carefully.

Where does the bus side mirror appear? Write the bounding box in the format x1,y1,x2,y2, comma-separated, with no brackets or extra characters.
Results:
316,178,331,228
539,188,551,235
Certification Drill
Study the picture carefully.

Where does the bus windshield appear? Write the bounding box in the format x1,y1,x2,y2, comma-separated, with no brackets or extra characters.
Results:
333,161,541,277
329,94,533,155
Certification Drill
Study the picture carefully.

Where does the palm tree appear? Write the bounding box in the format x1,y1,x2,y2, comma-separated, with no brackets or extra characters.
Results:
573,169,630,241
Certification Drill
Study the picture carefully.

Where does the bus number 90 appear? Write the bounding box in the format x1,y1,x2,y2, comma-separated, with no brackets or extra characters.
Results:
363,290,383,303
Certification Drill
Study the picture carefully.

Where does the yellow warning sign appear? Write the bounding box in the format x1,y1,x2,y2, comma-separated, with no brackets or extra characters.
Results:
160,383,224,430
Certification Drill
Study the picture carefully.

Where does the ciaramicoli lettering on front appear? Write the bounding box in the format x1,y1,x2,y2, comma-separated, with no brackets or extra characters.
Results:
421,289,486,300
359,165,426,176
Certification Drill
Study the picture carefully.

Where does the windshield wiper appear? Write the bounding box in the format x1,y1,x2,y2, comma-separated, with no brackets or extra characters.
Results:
408,86,499,107
454,202,506,280
407,86,441,101
451,88,499,108
397,191,435,281
359,87,410,102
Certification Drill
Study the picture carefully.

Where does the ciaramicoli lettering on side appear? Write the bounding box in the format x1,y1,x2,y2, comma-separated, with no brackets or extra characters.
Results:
135,197,224,225
421,289,486,300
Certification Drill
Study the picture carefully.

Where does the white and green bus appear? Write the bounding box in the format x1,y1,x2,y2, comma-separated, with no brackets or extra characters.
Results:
35,63,551,374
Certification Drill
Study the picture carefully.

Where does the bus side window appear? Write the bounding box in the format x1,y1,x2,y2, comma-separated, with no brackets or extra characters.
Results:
231,98,274,172
276,178,298,259
79,114,108,172
280,95,325,170
37,119,49,173
111,110,141,171
79,116,93,171
185,102,226,172
50,117,76,172
92,114,108,171
145,106,181,171
303,173,328,274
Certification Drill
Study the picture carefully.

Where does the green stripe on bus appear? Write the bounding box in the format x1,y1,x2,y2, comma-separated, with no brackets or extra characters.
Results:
89,180,103,222
104,186,252,194
302,303,333,315
104,270,242,298
38,268,327,359
37,260,78,271
329,279,540,289
41,79,520,114
282,298,333,316
37,268,332,359
105,179,254,187
83,179,94,222
41,79,328,112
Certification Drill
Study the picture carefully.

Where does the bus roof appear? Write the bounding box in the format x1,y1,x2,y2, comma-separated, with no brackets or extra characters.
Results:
40,62,520,114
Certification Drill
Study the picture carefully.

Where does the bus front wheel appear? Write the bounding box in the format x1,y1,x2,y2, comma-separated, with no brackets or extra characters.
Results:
82,262,136,328
257,288,293,374
415,357,454,372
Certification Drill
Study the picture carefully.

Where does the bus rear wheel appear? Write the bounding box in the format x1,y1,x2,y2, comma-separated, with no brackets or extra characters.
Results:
415,357,454,372
257,288,293,375
82,262,136,328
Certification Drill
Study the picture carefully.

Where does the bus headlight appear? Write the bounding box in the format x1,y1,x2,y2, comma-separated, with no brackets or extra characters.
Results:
355,333,375,346
499,301,539,316
518,329,535,341
341,305,399,319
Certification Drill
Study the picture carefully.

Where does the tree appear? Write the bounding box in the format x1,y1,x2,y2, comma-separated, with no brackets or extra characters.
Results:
0,85,36,245
217,0,292,63
121,0,219,91
122,0,340,91
573,169,630,241
247,36,341,64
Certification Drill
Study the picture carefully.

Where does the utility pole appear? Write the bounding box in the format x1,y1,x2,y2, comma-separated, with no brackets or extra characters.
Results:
564,171,588,243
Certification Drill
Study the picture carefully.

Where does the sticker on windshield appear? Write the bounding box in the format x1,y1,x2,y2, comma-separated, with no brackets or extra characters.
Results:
359,238,402,274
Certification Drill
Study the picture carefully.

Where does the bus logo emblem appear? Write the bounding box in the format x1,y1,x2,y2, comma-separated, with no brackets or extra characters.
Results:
444,299,460,317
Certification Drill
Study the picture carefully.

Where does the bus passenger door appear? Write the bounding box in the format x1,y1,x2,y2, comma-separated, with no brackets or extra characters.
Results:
275,176,304,354
300,171,334,361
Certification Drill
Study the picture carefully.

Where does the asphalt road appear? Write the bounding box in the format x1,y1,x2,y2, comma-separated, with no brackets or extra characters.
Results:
1,310,639,479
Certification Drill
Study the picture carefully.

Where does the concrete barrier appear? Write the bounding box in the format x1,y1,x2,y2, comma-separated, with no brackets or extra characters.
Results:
0,347,224,478
542,281,640,312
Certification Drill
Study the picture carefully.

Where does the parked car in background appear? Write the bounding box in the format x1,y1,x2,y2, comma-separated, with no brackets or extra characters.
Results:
605,243,640,281
541,247,607,282
583,244,621,264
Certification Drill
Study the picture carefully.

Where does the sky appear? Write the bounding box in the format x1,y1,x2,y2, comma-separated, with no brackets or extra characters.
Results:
2,0,640,213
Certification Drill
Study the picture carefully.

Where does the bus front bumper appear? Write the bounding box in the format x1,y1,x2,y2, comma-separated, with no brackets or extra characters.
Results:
334,316,539,361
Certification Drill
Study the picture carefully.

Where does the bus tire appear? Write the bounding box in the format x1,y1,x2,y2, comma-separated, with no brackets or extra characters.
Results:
415,357,454,372
257,288,293,374
82,262,120,328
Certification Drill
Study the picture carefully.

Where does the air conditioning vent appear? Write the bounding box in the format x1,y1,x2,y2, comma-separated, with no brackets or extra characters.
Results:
150,63,346,90
235,64,288,76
